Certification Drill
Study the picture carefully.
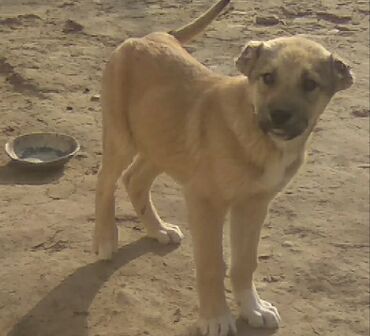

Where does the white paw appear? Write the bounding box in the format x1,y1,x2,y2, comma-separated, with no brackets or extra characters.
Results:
92,225,118,260
198,313,237,336
146,223,184,244
237,286,281,329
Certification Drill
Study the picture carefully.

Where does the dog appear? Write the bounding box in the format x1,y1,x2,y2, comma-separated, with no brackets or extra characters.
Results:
93,0,354,335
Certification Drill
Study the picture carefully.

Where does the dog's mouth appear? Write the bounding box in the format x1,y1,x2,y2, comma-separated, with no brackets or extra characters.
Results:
259,121,307,141
268,128,302,141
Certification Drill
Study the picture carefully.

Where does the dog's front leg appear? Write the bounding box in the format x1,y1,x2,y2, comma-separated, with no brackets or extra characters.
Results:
185,189,236,336
230,194,281,329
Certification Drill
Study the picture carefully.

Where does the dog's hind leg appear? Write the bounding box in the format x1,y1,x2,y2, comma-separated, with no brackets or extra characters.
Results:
93,145,134,260
123,155,184,244
93,50,136,260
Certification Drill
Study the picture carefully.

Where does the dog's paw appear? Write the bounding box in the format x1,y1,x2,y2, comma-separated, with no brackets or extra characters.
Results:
92,225,118,260
146,223,184,244
237,287,281,329
198,313,237,336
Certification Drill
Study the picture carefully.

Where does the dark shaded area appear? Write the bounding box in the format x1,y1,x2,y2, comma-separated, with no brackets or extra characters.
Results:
0,161,64,185
235,318,278,336
0,57,47,99
8,238,177,336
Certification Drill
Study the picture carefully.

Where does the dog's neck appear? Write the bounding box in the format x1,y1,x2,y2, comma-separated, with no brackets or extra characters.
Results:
219,75,309,169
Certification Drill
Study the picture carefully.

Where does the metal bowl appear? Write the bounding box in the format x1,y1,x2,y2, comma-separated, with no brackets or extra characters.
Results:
5,132,80,169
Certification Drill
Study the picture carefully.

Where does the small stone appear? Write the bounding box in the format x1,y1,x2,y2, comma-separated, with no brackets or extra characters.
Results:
328,29,340,35
173,307,181,323
66,106,73,111
116,289,135,306
336,25,355,32
263,275,280,283
3,125,15,134
59,1,75,8
316,12,352,24
351,108,369,118
282,241,294,248
85,165,99,175
63,19,83,33
47,182,76,200
255,15,280,26
76,151,88,159
90,94,100,102
259,254,272,260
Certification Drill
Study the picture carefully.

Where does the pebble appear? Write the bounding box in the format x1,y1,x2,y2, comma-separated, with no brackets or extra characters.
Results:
76,151,88,159
263,275,280,283
282,240,294,248
316,12,352,24
116,289,135,306
173,307,181,323
259,254,272,260
46,182,76,200
351,108,369,118
255,15,280,26
63,19,83,33
90,94,100,102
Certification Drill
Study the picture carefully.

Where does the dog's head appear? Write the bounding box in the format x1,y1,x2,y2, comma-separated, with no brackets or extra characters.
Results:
235,36,354,142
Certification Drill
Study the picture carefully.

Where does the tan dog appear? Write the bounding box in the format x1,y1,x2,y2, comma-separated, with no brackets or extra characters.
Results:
93,0,354,335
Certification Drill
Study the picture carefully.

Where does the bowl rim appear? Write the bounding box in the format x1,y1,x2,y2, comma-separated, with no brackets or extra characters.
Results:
4,132,80,165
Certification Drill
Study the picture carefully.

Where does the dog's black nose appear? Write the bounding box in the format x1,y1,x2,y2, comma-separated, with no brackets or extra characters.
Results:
270,109,293,126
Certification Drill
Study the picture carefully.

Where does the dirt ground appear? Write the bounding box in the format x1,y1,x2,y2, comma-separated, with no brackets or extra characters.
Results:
0,1,369,335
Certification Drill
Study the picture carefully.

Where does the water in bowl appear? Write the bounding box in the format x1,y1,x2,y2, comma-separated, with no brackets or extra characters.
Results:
20,147,65,163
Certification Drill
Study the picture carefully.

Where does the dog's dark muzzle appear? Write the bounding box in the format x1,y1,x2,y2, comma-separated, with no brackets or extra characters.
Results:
259,108,308,141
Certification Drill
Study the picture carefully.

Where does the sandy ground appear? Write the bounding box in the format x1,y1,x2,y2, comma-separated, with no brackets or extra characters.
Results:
0,1,369,335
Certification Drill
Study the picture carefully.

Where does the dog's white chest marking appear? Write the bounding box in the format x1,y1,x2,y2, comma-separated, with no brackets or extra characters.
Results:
261,150,299,191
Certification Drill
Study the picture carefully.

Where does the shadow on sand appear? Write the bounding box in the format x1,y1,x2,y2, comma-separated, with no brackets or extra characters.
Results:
8,238,177,336
0,162,65,185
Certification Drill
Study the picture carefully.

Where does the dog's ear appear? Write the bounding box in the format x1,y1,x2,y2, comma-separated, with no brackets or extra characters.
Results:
235,41,264,76
330,54,354,92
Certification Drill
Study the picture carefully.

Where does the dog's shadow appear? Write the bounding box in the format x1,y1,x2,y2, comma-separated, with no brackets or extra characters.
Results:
0,162,64,185
183,319,278,336
7,237,278,336
7,238,177,336
235,320,278,336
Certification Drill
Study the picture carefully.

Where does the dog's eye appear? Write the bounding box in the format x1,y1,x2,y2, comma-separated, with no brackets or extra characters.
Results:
303,79,318,92
261,73,275,86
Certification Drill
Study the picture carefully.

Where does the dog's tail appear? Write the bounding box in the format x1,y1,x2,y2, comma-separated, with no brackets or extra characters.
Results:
168,0,230,44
